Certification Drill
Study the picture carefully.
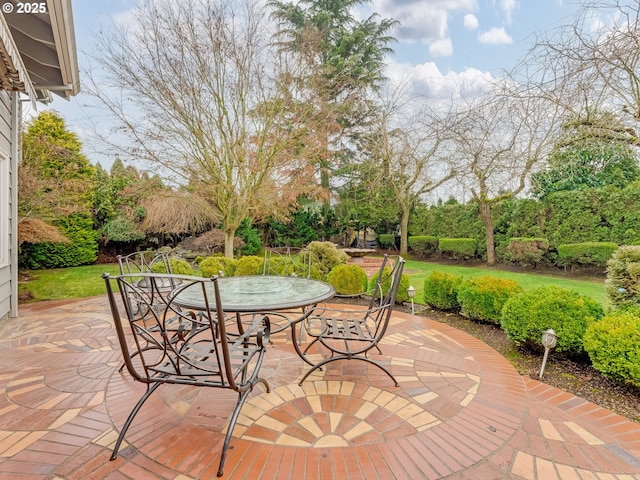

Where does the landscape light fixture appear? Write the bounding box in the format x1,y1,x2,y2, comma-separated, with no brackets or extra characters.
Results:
407,285,415,315
539,328,557,380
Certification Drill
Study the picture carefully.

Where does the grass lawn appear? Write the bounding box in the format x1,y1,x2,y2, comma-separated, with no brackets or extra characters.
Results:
19,258,609,309
19,264,121,302
403,259,609,308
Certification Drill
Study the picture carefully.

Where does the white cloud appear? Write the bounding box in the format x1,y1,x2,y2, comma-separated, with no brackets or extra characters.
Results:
463,13,479,30
429,38,453,57
369,0,477,42
385,59,494,102
478,27,513,44
494,0,518,24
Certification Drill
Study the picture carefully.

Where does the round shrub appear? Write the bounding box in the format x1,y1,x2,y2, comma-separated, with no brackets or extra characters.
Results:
235,255,264,276
369,267,410,304
327,264,368,295
150,258,193,275
194,255,205,265
584,312,640,388
456,276,522,324
500,286,605,355
200,256,238,277
605,245,640,309
303,241,348,278
423,271,463,311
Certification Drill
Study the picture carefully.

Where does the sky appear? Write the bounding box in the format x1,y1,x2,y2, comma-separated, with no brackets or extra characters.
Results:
42,0,583,169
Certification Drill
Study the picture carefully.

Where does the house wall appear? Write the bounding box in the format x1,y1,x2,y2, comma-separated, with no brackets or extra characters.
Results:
0,90,14,320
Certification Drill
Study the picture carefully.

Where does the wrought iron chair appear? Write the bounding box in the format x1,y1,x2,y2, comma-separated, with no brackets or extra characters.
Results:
104,273,270,477
292,255,405,386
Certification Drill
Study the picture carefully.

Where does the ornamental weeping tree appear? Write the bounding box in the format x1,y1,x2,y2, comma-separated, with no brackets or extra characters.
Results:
89,0,316,257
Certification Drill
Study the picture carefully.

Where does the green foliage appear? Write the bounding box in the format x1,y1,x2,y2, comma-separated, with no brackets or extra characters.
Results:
584,312,640,387
506,238,549,267
408,236,438,257
410,201,486,255
199,256,238,277
303,241,348,278
531,130,640,200
423,271,463,311
377,234,396,249
101,216,145,243
438,238,477,260
500,286,605,355
237,218,261,255
327,264,368,295
194,256,205,264
266,207,320,248
235,255,264,276
557,242,618,269
605,245,640,309
19,214,98,269
150,258,194,275
456,276,522,324
369,267,410,303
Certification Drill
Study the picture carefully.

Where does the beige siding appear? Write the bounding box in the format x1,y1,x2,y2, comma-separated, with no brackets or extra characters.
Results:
0,89,13,320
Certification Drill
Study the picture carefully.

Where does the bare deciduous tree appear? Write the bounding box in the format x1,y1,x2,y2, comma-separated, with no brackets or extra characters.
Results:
88,0,316,257
445,82,563,265
360,87,454,255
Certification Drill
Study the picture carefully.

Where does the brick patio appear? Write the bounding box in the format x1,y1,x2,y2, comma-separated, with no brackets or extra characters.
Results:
0,296,639,479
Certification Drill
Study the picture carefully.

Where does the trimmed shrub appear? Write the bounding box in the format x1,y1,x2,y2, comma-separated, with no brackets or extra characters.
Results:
377,234,396,249
150,258,193,275
605,245,640,309
556,242,618,270
368,267,411,303
583,312,640,388
506,238,549,267
235,255,264,276
500,286,605,355
456,276,522,324
408,235,438,257
19,214,98,269
327,264,368,295
423,271,463,311
303,241,348,278
438,238,476,260
200,256,238,277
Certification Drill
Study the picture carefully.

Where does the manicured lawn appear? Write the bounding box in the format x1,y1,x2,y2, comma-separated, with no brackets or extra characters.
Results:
403,259,608,308
19,258,609,308
19,264,121,302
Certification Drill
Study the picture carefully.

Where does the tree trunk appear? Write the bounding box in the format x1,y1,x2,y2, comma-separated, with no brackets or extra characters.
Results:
399,207,410,255
224,229,235,259
479,201,496,266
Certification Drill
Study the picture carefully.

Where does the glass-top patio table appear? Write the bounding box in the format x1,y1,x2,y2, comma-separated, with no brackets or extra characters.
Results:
172,275,335,333
172,275,334,312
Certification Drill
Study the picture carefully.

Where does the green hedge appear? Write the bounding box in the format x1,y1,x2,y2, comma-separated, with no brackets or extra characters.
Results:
19,214,98,269
200,256,238,277
605,245,640,309
438,238,476,260
327,264,368,295
501,286,605,355
556,242,618,269
423,271,463,311
584,312,640,388
304,241,348,278
377,234,396,249
235,255,264,276
150,258,194,275
506,238,549,267
408,235,437,257
456,276,522,324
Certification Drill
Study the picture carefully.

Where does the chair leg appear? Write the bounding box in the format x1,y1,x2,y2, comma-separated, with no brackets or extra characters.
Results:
110,382,161,460
299,355,399,387
217,388,251,477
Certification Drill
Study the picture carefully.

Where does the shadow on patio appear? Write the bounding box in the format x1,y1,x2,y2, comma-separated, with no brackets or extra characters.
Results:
1,296,639,479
